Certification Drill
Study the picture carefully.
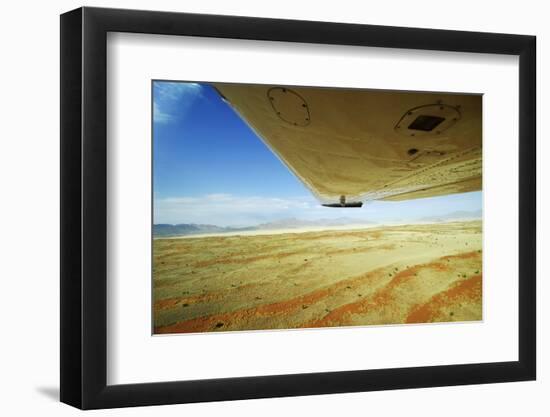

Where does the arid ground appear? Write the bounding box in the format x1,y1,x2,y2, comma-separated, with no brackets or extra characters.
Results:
153,220,482,334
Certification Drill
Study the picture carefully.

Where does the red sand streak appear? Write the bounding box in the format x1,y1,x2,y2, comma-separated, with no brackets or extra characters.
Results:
441,251,480,261
154,282,261,311
405,274,482,323
305,265,427,327
154,293,216,311
305,252,479,328
324,243,395,256
155,250,482,333
154,268,388,334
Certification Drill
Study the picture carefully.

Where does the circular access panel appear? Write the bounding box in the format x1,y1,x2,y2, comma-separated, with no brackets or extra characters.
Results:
267,87,311,126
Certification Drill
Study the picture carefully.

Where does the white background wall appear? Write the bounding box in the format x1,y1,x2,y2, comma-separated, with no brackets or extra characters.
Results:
0,0,545,415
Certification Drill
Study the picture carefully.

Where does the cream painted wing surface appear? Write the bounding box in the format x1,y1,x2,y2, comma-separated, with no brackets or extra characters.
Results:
212,84,482,206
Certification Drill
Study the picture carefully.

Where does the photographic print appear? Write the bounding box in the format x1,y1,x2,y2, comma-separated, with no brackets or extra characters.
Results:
152,81,482,335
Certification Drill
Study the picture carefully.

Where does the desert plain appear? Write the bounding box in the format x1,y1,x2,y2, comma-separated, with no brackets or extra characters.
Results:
153,220,482,334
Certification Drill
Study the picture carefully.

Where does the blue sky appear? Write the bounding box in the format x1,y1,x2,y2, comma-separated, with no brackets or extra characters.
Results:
153,81,482,227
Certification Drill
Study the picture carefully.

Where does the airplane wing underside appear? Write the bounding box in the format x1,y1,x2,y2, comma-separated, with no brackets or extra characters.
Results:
212,83,482,206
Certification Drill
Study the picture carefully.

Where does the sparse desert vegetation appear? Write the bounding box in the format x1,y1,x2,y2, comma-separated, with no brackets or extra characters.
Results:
153,220,482,334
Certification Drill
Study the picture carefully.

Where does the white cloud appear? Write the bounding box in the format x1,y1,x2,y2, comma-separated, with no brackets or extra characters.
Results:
152,193,390,227
153,82,203,124
154,194,319,226
153,102,172,123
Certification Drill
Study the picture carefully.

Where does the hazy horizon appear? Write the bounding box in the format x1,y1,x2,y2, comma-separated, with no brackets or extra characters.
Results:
153,203,482,228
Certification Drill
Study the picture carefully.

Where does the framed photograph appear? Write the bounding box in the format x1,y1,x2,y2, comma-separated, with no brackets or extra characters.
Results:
60,7,536,409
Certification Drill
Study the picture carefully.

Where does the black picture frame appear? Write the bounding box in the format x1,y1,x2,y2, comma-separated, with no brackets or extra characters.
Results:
60,6,536,410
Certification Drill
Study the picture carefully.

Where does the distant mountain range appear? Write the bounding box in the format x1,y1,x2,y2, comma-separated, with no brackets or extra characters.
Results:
417,209,482,223
153,223,254,237
153,217,376,237
153,211,481,238
255,217,377,230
